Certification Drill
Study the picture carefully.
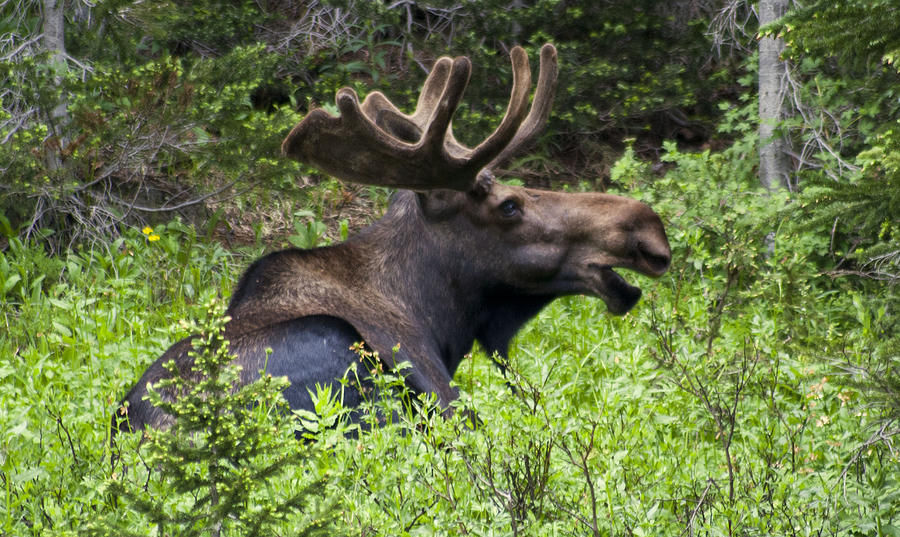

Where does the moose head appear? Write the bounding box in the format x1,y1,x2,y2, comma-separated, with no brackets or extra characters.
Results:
118,44,671,431
280,43,669,312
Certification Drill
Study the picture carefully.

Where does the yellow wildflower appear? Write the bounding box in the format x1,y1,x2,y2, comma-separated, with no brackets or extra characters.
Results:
142,226,153,235
148,234,160,242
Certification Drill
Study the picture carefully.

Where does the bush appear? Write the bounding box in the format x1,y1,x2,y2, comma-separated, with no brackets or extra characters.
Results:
93,299,336,537
2,138,899,535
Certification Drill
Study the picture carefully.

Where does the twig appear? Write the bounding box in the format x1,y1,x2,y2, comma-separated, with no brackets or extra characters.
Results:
110,176,242,213
840,421,899,498
681,478,714,537
45,404,79,466
0,35,42,61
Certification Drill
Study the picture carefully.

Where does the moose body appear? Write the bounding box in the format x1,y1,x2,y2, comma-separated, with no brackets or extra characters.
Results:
118,45,671,431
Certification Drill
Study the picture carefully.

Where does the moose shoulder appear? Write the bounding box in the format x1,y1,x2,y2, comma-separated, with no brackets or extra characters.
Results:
118,44,670,431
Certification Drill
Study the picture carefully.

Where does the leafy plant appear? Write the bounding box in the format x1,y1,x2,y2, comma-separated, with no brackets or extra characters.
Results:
94,298,336,537
288,210,329,249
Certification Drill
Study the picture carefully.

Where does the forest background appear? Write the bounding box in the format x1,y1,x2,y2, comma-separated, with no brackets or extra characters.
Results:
1,0,898,535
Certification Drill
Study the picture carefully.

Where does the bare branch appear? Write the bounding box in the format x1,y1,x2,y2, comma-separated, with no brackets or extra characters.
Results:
680,478,714,537
840,421,899,497
782,64,860,180
708,0,757,56
109,176,243,213
0,35,42,61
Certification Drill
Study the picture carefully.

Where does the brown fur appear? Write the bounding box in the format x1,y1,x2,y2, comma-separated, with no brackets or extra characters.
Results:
117,44,671,431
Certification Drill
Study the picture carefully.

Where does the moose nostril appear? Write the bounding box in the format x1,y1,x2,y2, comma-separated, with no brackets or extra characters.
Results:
639,243,671,274
648,251,670,272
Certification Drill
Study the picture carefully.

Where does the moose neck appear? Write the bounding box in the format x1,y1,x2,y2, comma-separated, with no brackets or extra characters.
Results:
352,192,554,377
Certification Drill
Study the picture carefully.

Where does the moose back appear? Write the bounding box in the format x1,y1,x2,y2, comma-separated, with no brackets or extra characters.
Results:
117,44,671,431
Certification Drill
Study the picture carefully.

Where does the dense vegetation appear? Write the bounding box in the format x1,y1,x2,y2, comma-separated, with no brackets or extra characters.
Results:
1,1,897,535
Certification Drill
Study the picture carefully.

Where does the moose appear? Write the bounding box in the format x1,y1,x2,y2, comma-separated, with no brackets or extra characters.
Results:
118,44,671,431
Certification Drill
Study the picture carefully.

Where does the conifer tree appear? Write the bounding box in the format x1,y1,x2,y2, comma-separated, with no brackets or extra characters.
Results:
95,299,338,537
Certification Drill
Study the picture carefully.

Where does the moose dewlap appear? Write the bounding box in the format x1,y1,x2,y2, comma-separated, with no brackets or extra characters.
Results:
117,44,671,431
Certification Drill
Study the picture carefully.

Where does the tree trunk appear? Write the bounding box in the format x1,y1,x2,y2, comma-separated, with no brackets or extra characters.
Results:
509,0,525,40
758,0,790,191
42,0,69,152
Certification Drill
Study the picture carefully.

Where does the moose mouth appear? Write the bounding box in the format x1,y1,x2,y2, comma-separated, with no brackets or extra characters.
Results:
590,264,643,315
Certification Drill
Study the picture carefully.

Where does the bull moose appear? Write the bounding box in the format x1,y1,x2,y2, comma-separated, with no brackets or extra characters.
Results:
118,44,671,431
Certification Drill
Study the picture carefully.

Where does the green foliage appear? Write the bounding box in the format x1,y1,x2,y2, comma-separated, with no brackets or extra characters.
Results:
389,0,726,157
793,127,900,439
288,210,329,249
798,144,900,278
93,299,335,537
616,143,898,534
4,136,900,534
759,2,900,454
1,14,302,246
1,2,898,536
760,0,900,280
136,0,268,56
0,224,244,536
774,0,900,71
3,0,731,245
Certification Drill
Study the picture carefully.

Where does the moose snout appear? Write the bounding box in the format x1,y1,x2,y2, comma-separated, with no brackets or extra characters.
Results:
628,203,671,277
636,239,671,276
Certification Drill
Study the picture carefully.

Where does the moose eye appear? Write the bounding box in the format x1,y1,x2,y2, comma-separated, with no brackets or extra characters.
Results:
498,198,521,218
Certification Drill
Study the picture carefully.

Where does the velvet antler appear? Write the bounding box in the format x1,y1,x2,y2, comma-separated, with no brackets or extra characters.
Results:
282,44,558,192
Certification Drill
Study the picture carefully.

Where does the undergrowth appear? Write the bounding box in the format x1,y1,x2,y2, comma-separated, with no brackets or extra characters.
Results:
0,146,897,536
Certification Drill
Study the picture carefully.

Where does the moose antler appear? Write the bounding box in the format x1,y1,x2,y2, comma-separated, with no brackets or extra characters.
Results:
282,44,558,192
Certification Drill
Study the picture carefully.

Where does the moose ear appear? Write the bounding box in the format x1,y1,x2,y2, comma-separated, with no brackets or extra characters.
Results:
418,190,466,220
418,169,494,220
469,169,494,200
